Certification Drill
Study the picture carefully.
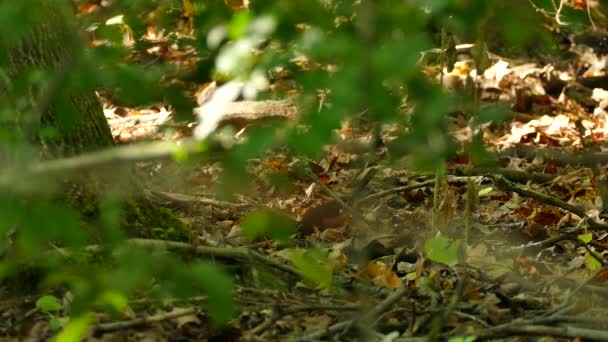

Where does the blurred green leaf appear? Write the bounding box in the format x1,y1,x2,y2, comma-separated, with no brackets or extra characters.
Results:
192,262,234,323
229,10,251,40
585,251,602,271
578,233,593,245
290,249,333,288
241,209,296,242
424,236,461,265
36,295,62,313
55,313,92,342
97,291,129,314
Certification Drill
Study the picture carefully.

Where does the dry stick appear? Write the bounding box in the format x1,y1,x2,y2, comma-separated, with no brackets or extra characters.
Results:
498,145,608,167
291,285,410,342
510,229,581,252
243,309,277,339
526,314,608,326
428,270,467,341
127,239,300,276
474,267,608,341
93,307,198,334
359,285,410,326
453,165,555,184
302,166,354,213
491,174,608,230
544,266,608,317
453,311,491,328
57,238,390,298
0,98,299,188
356,176,472,204
107,112,172,125
0,138,211,189
148,190,250,209
284,303,361,314
289,320,354,342
57,238,300,277
475,324,608,341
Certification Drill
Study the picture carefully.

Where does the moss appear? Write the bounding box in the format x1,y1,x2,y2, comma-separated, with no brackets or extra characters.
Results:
60,175,191,242
124,197,191,242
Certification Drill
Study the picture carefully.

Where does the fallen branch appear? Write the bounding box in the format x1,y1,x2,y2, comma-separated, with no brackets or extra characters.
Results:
127,239,300,276
475,324,608,341
53,238,300,277
356,176,473,204
212,100,299,129
290,285,410,342
498,145,608,168
93,307,198,334
148,191,250,209
491,175,608,230
453,165,554,184
0,138,216,191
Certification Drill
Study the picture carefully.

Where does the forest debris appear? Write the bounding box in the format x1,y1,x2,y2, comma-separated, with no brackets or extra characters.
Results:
93,307,199,334
148,190,250,209
491,174,608,230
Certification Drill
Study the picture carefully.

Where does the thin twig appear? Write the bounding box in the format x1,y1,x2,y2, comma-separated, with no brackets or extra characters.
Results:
356,176,472,204
290,285,410,342
148,190,250,209
476,324,608,341
288,320,353,342
54,238,300,277
93,307,198,334
491,175,608,230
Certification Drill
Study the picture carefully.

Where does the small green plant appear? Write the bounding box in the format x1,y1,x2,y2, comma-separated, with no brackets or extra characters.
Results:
424,236,462,265
35,295,64,331
578,233,603,271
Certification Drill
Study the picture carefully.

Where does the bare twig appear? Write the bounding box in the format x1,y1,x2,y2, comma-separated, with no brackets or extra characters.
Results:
491,175,608,230
93,307,198,334
288,320,353,342
0,138,213,190
148,191,250,209
55,238,300,277
475,324,608,341
356,176,472,204
290,285,410,342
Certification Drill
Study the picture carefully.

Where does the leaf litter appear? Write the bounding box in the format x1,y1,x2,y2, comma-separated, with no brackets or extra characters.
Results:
8,4,608,341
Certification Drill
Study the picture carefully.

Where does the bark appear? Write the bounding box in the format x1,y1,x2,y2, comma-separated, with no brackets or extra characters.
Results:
1,1,190,241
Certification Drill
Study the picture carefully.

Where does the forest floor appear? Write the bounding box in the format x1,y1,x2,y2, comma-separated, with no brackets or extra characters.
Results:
87,43,608,340
5,12,608,342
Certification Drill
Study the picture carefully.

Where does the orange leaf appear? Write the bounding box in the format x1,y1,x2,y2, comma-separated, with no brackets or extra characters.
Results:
367,261,383,277
383,269,404,289
77,3,99,14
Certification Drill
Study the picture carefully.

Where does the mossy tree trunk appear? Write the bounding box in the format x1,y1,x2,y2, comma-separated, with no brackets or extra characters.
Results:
1,0,189,241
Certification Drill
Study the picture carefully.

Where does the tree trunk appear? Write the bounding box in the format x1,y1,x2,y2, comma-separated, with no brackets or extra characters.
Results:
1,0,190,241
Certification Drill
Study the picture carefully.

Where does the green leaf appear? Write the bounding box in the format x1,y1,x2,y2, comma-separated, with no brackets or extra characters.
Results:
424,237,461,265
36,295,62,313
578,233,593,244
290,249,333,288
229,10,251,40
241,209,296,242
192,262,234,323
55,314,92,342
97,291,128,313
449,336,476,342
49,317,62,331
585,251,602,271
172,145,190,162
477,187,493,197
